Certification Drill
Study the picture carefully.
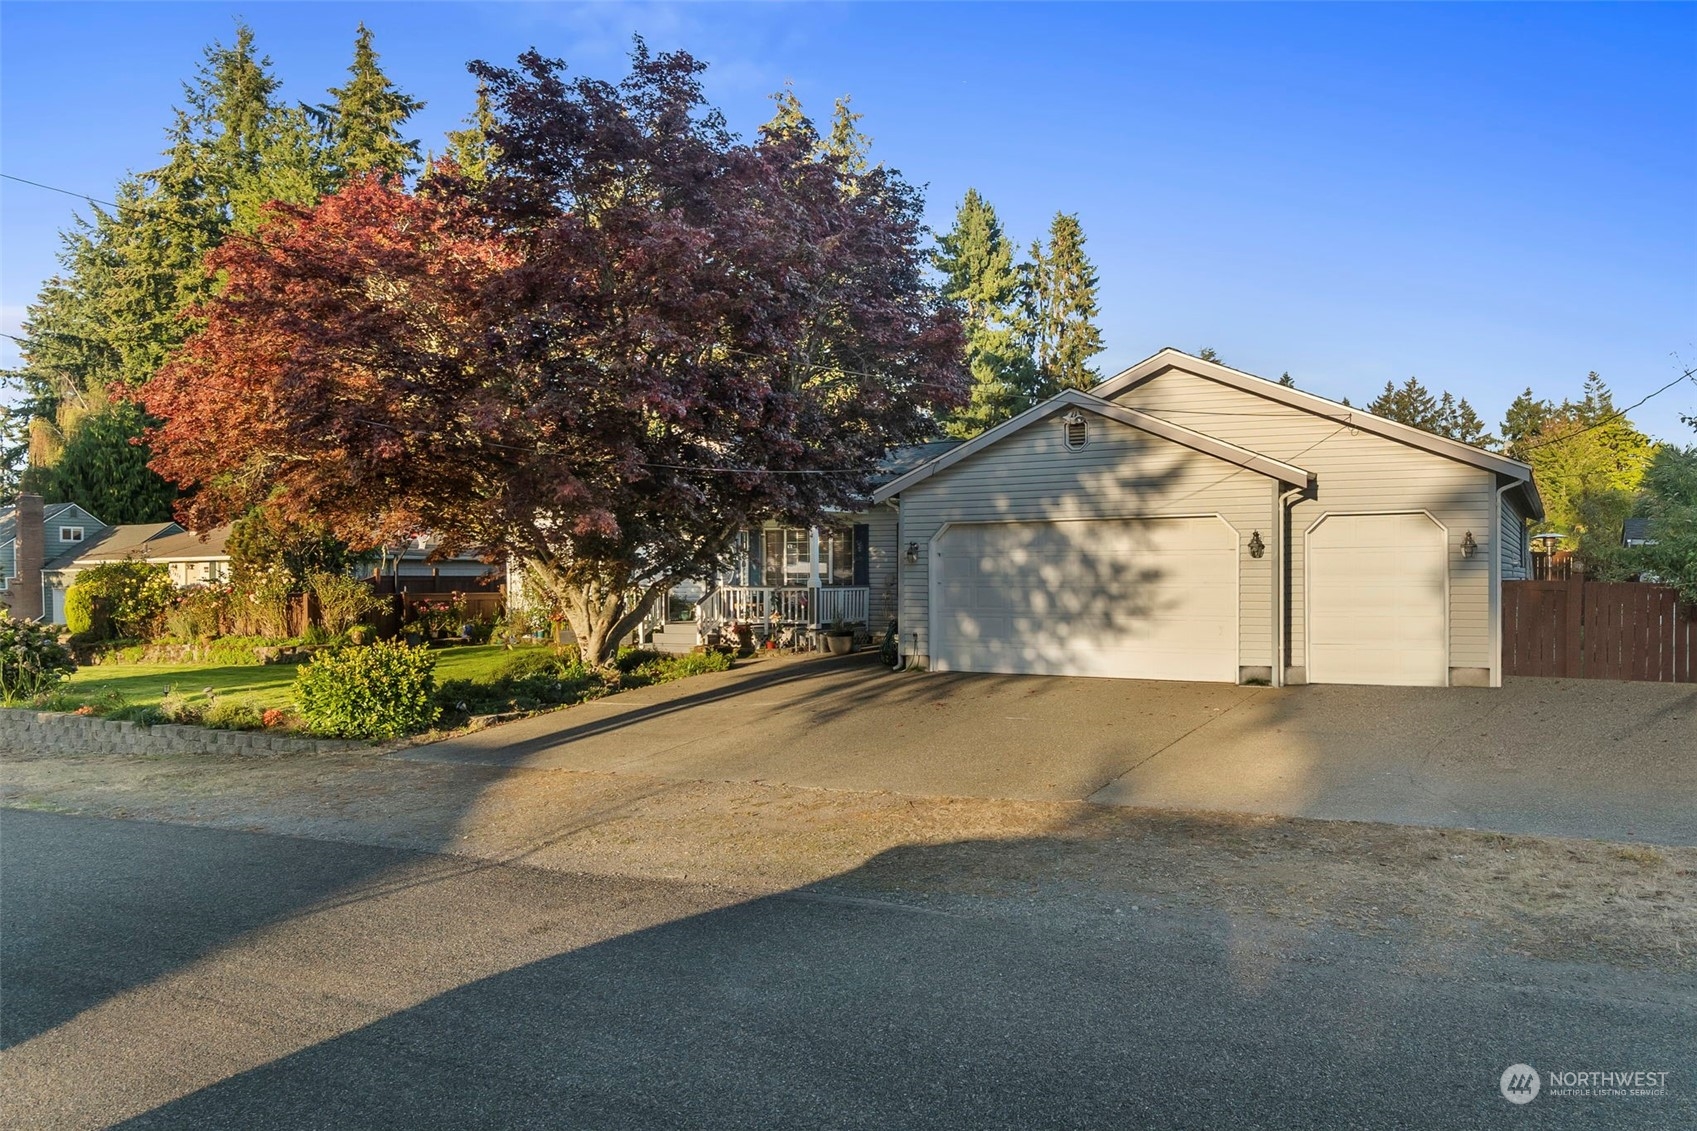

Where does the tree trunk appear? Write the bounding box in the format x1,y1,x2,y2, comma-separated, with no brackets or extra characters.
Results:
521,557,668,666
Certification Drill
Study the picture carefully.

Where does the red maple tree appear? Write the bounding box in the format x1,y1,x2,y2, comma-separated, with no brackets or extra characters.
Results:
143,45,964,661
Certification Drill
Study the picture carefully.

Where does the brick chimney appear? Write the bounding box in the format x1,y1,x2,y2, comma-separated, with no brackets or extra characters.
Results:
11,493,46,621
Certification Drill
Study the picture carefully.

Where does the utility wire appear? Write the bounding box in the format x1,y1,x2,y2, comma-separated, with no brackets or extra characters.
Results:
1516,366,1696,453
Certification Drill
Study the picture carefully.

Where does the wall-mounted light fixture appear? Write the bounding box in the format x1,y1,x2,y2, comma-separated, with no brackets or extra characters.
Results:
1461,531,1477,558
905,542,921,565
1248,531,1265,559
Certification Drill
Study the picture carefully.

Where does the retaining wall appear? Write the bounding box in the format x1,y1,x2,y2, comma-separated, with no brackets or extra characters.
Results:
0,707,366,758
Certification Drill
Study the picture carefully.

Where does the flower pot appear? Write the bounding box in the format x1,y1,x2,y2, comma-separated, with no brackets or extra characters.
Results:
825,632,854,656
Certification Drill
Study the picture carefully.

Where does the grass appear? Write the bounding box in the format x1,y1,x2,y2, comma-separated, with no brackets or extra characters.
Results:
61,644,522,715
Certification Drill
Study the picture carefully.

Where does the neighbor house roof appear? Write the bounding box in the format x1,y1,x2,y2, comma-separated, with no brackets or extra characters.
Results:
1095,348,1544,518
873,388,1315,503
1621,517,1654,546
45,522,182,570
140,524,233,561
0,502,85,546
873,440,964,486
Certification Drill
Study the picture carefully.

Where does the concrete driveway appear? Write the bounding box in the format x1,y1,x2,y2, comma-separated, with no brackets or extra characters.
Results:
409,654,1697,844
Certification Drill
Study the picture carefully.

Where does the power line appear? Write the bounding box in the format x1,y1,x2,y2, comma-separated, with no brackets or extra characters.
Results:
1517,367,1696,453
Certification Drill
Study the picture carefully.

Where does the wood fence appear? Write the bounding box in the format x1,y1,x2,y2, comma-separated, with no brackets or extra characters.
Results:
1502,579,1696,682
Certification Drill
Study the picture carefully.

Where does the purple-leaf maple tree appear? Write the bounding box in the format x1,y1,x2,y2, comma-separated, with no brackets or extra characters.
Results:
143,44,965,662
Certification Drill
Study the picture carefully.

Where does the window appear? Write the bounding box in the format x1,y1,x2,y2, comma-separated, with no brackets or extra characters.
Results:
783,528,812,585
827,529,854,585
1060,411,1087,451
59,526,85,543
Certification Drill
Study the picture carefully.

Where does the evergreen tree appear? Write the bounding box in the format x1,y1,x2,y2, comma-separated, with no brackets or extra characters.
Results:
443,83,499,182
1277,371,1296,388
822,95,871,180
934,190,1034,436
20,394,175,523
1197,347,1224,364
1025,212,1103,394
1368,377,1442,432
1501,387,1553,458
1441,395,1493,447
318,23,425,182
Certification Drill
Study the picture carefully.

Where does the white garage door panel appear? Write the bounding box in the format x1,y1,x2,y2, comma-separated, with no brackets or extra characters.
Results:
1308,513,1447,687
934,518,1237,682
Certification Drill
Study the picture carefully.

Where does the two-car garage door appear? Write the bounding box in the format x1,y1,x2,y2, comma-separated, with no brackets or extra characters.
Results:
931,517,1238,682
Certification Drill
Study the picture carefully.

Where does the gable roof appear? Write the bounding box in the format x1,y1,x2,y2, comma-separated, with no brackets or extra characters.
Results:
873,388,1314,503
1096,348,1544,517
0,502,90,545
45,523,182,570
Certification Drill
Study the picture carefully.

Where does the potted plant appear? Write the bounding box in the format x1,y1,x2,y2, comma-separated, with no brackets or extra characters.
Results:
823,618,855,656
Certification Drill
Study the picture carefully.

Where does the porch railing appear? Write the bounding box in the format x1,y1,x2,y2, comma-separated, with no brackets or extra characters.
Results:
695,585,869,631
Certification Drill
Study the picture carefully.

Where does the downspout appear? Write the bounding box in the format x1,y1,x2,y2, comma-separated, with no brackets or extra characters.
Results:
1491,479,1517,689
884,497,906,670
1272,484,1306,688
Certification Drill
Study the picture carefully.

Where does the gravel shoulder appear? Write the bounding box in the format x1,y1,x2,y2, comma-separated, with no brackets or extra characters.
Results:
4,741,1692,975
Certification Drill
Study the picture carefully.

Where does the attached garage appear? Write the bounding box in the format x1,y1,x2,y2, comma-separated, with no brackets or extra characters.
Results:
932,516,1238,682
1306,513,1448,687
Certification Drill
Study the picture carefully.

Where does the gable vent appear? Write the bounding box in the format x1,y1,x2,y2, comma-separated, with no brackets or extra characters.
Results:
1059,410,1088,451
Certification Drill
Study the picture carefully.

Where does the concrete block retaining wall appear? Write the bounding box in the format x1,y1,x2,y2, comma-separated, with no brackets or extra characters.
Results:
0,707,366,758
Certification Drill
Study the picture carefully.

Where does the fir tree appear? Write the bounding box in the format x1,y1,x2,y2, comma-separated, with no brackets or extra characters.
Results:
443,83,499,182
822,95,871,180
318,23,425,182
1278,371,1296,388
1501,387,1552,458
934,190,1034,436
1368,377,1442,432
1025,212,1103,394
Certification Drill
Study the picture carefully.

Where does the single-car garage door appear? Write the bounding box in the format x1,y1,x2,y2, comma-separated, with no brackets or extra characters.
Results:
932,517,1238,681
1307,512,1447,687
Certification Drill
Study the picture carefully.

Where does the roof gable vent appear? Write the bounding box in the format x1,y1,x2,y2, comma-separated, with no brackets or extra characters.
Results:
1059,410,1088,451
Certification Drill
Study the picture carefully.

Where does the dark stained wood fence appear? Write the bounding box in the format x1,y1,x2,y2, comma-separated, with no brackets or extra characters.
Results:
1502,580,1696,682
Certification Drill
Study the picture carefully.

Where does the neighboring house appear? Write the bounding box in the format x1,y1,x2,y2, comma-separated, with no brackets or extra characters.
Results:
3,495,498,624
1621,517,1655,548
871,349,1543,689
0,498,110,621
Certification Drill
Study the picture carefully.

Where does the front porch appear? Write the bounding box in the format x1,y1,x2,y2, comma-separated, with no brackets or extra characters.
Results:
695,584,870,634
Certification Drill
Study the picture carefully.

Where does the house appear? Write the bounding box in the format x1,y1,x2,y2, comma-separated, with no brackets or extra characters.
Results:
2,495,500,624
868,349,1543,689
0,498,105,619
688,441,960,643
1621,517,1655,548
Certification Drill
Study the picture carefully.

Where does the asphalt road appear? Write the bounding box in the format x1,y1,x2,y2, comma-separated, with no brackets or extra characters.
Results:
3,810,1691,1130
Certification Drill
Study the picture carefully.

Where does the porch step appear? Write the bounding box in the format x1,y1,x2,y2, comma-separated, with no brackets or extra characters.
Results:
643,623,701,655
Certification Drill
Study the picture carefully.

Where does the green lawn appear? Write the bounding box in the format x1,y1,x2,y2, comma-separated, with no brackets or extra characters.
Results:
63,644,520,713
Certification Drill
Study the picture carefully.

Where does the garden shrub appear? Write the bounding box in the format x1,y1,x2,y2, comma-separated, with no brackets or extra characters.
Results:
308,571,385,636
661,650,733,679
493,648,575,681
162,585,231,641
158,687,204,725
613,647,664,673
203,697,265,731
293,640,440,739
64,585,98,636
65,561,175,638
0,618,77,705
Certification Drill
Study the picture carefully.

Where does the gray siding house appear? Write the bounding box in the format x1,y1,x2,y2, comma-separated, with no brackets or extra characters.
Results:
874,350,1542,689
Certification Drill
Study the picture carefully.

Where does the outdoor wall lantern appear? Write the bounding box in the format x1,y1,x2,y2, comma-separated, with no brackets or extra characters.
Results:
1461,531,1477,558
1247,531,1265,559
905,542,922,565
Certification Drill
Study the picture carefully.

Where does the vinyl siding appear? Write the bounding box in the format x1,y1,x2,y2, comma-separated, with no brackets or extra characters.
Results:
1500,490,1530,581
1109,367,1497,675
897,408,1276,670
852,505,900,630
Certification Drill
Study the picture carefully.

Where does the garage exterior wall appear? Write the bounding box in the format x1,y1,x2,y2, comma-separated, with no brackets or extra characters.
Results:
1106,367,1497,683
896,408,1277,677
1500,490,1530,582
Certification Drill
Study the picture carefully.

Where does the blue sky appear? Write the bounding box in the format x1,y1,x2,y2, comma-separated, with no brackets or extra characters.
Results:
3,2,1694,439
